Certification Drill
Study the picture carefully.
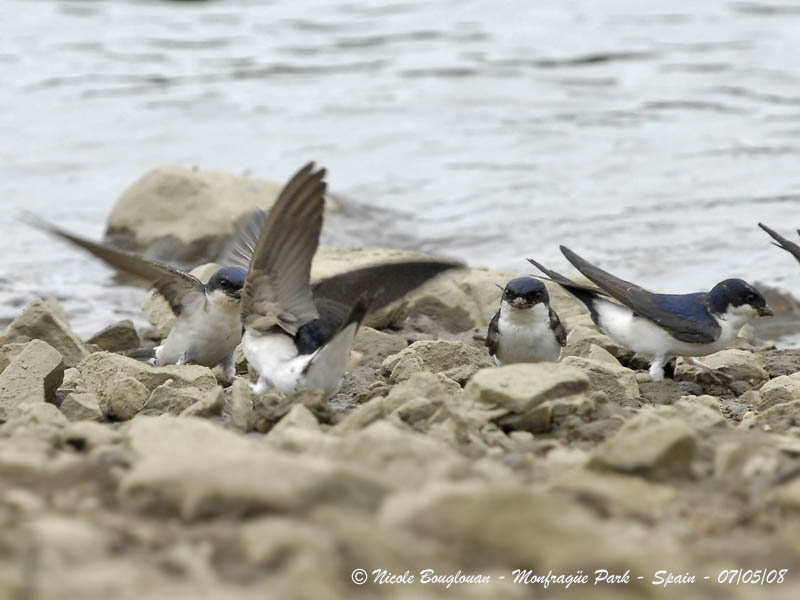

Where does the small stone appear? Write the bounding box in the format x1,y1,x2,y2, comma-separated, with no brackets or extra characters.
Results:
758,373,800,411
351,327,408,368
87,320,141,352
589,418,697,480
60,392,103,422
675,349,768,385
562,325,627,359
106,375,149,421
0,298,89,367
146,379,211,415
0,340,65,421
466,363,590,413
0,343,26,374
224,379,254,432
561,356,639,405
381,340,492,385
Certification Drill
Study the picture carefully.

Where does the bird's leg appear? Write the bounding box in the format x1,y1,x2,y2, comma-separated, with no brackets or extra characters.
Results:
175,352,189,367
648,355,668,381
220,353,236,383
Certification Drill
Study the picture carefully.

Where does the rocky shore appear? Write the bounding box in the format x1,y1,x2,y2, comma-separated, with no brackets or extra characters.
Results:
2,168,800,599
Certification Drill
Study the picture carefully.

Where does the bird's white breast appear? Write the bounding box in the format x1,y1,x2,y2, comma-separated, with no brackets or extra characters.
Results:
157,292,242,367
494,302,561,365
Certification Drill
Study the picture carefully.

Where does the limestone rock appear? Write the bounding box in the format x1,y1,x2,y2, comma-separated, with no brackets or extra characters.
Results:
119,416,388,519
351,327,407,368
562,324,627,360
758,373,800,411
146,379,213,416
78,352,217,410
107,375,149,421
561,356,639,405
589,418,697,480
466,363,589,413
381,339,492,384
0,340,65,421
223,379,254,432
675,349,768,385
105,165,340,263
745,400,800,434
87,320,141,352
0,343,26,374
60,392,103,422
0,298,89,367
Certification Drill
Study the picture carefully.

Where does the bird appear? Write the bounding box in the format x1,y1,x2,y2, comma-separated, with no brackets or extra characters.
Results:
25,214,248,381
528,246,773,381
238,162,462,398
758,222,800,264
485,276,566,365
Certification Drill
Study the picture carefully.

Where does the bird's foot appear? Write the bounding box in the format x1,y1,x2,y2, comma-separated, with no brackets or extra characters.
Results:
245,377,270,396
684,357,732,384
219,355,236,384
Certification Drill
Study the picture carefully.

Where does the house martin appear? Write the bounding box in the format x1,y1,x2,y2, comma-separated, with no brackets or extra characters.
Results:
758,222,800,264
25,215,248,381
486,276,566,365
528,246,773,381
239,162,461,398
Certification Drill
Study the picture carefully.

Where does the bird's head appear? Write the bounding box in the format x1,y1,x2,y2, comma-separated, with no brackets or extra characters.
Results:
709,278,772,318
502,276,549,310
206,266,248,304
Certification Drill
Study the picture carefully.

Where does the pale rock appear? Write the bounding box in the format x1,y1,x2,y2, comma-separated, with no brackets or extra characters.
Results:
758,373,800,411
60,392,103,422
78,352,217,410
676,349,768,384
0,339,65,421
119,416,389,519
223,379,254,432
381,339,492,385
146,379,213,416
87,319,141,352
0,298,89,367
105,165,340,262
106,375,149,421
589,417,698,480
0,343,26,373
561,356,639,405
562,324,627,359
466,363,589,413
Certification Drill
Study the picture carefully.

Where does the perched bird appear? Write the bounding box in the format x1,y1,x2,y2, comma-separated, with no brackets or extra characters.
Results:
486,276,566,365
238,162,461,398
528,246,773,381
25,215,248,380
758,222,800,264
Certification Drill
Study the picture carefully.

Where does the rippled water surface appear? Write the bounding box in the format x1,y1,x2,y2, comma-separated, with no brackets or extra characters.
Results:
2,0,800,337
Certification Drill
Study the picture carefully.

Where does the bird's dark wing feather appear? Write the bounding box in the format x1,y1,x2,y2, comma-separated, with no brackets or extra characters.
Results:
485,310,500,356
311,259,461,339
527,258,607,322
24,214,205,316
759,222,800,264
548,307,568,347
241,162,325,335
219,209,268,270
560,246,720,344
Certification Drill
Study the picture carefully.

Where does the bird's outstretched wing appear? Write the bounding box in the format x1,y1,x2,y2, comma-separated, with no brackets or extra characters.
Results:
311,259,462,340
241,162,326,335
759,222,800,264
24,214,205,316
560,245,720,344
219,209,268,270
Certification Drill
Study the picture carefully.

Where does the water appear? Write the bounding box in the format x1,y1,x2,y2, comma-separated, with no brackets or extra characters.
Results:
2,0,800,339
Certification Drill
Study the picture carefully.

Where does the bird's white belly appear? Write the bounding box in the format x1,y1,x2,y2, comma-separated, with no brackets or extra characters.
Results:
243,322,359,399
157,302,242,367
495,304,561,365
594,299,742,358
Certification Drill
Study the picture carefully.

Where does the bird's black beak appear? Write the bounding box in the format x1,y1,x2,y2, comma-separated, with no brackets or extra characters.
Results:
758,305,774,317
